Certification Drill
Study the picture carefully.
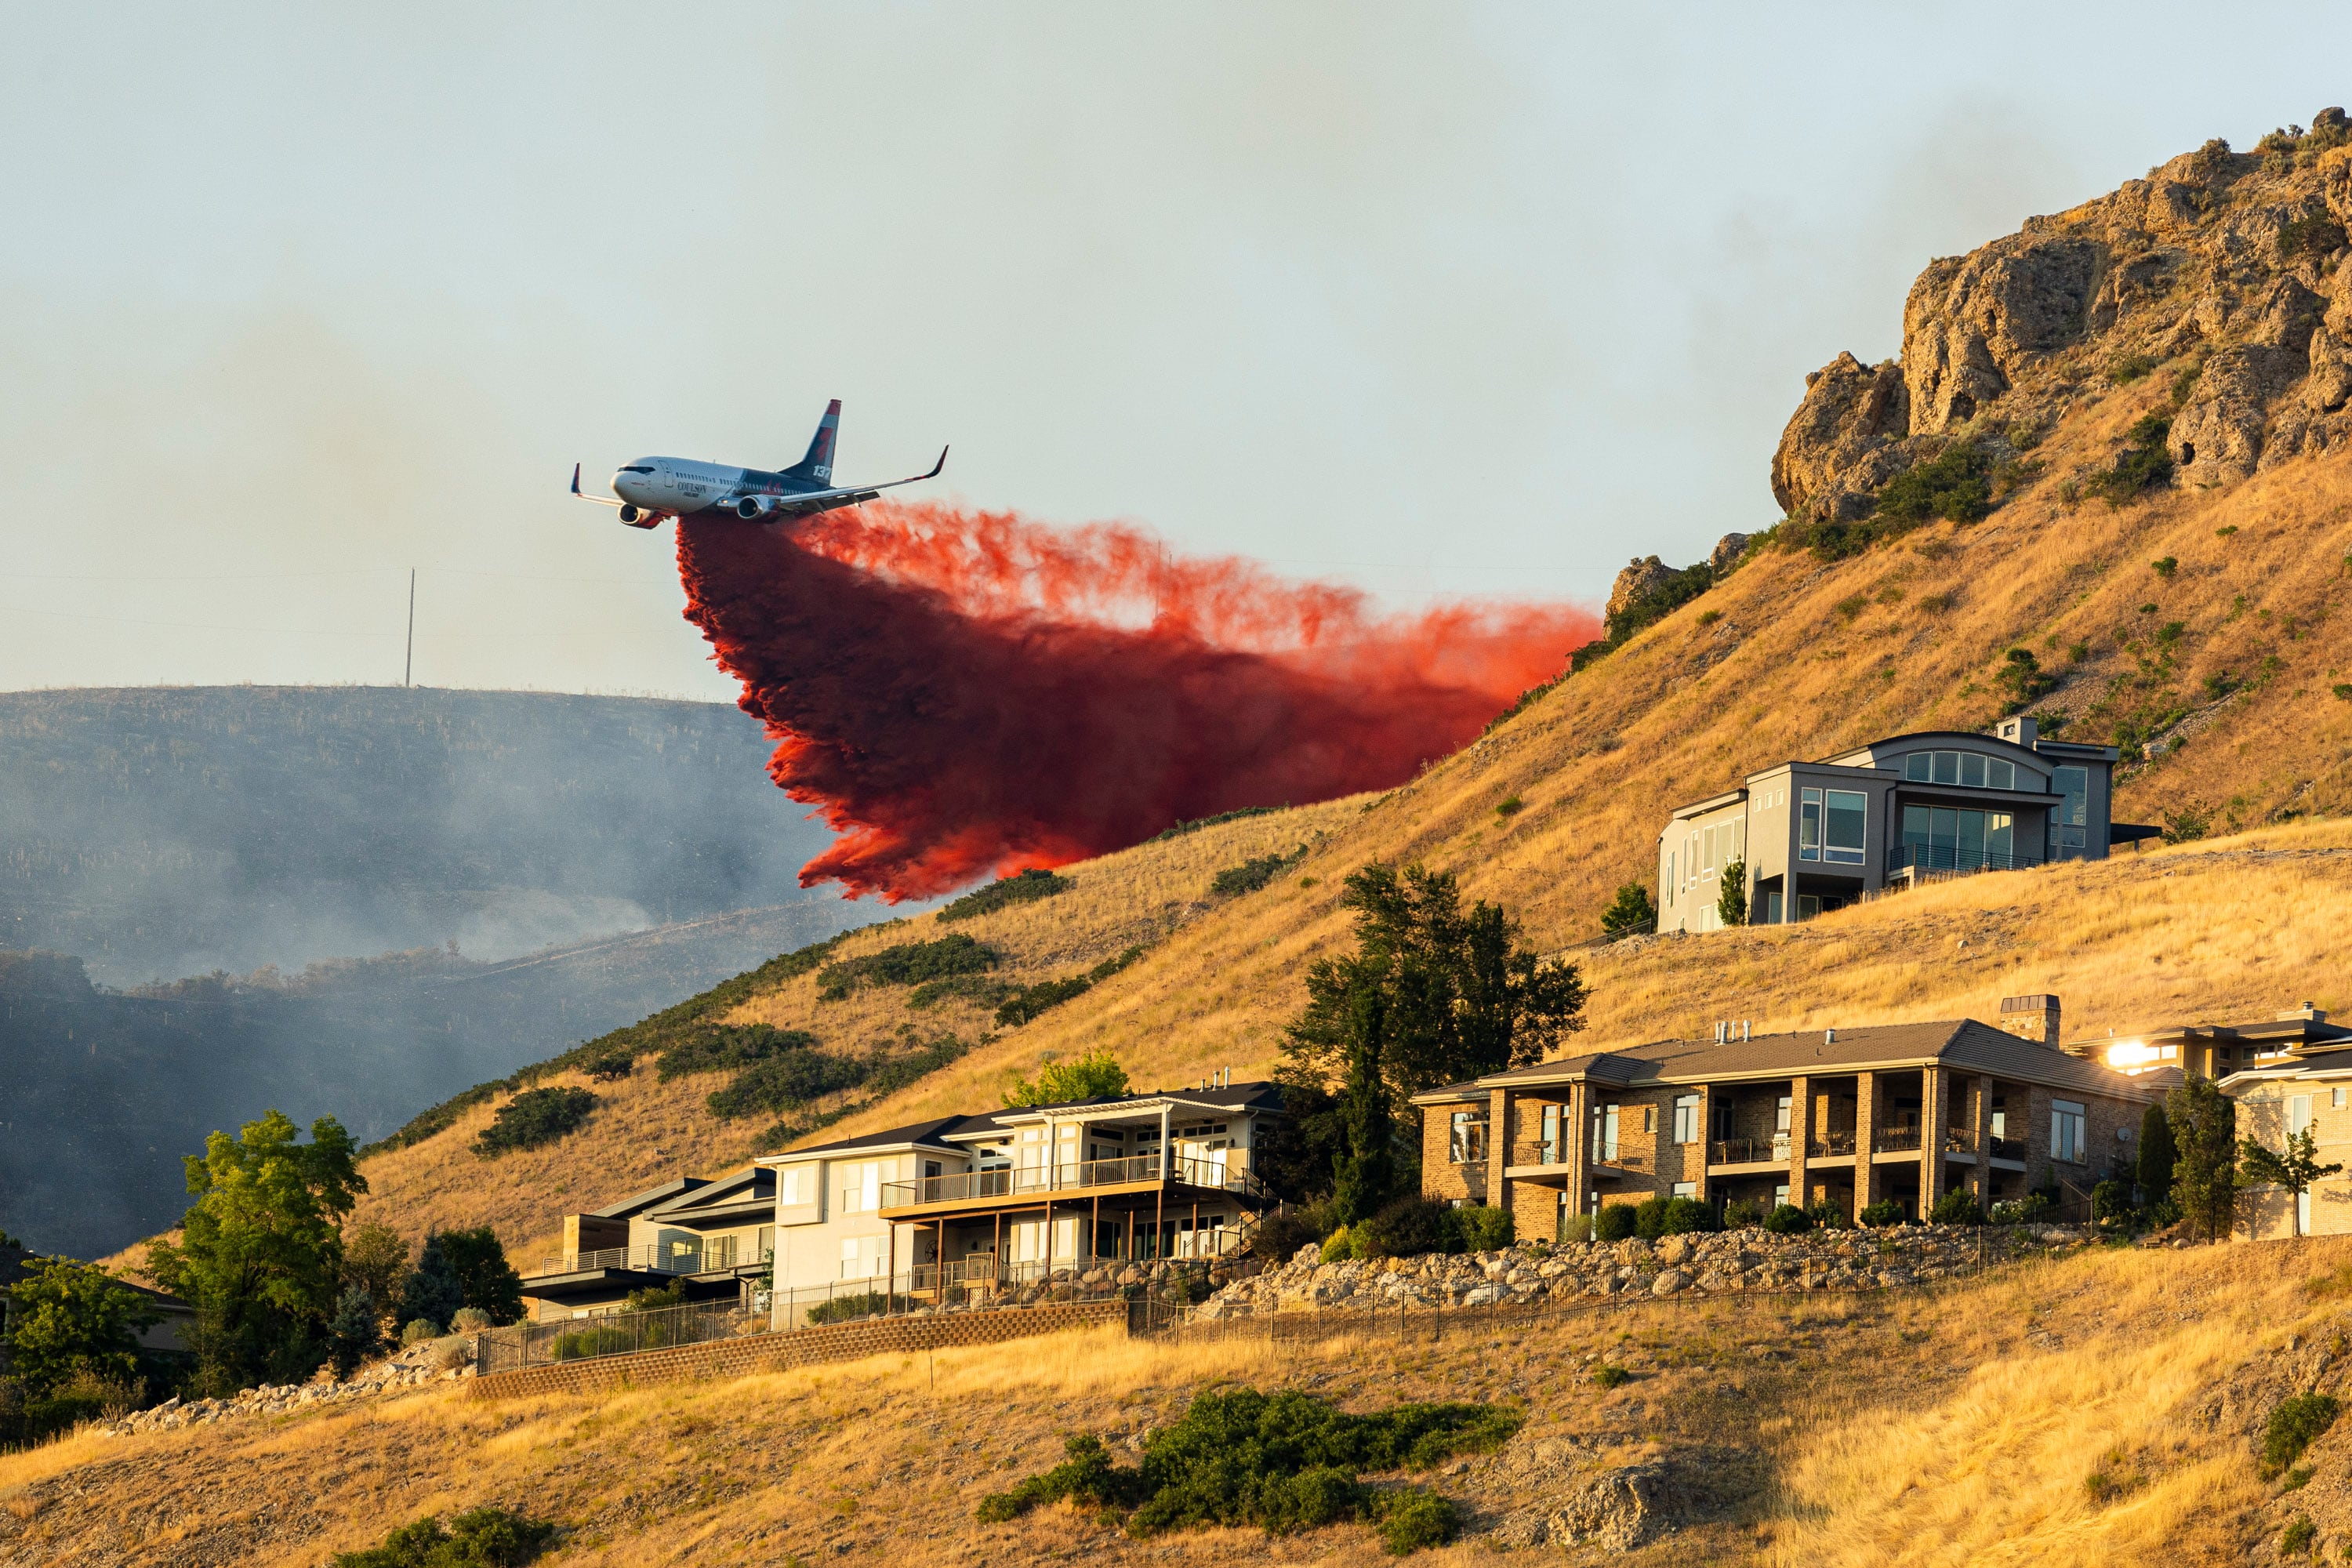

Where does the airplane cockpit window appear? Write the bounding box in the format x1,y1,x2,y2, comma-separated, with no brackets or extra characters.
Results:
619,465,655,473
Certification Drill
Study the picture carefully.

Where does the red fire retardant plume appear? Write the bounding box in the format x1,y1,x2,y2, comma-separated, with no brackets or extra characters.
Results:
677,501,1599,900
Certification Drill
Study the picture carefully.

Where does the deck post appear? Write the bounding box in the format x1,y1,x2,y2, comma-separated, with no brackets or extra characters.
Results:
1788,1074,1812,1212
1972,1074,1994,1203
885,1221,896,1312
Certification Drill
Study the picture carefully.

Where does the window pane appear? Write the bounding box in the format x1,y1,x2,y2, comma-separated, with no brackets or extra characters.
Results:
1824,789,1867,862
1903,805,1930,863
1988,758,2015,789
1905,753,1931,781
1958,809,1986,867
1987,813,2013,863
1703,825,1716,873
2054,766,2087,826
1960,753,1986,787
1933,751,1959,785
1799,790,1821,861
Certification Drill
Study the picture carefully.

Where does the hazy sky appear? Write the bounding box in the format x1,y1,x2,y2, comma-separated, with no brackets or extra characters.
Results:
6,4,2350,699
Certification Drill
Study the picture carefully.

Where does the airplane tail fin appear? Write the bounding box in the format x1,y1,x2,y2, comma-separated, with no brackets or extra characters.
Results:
782,399,841,484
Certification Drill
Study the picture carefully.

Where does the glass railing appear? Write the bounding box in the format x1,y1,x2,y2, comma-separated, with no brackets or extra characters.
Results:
1889,844,2042,874
529,1243,703,1278
880,1154,1257,1210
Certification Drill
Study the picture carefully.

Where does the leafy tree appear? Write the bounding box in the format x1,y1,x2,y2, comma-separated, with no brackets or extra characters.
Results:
145,1110,364,1394
2137,1102,2177,1200
1000,1047,1130,1109
341,1222,409,1314
1330,985,1398,1226
435,1228,526,1326
1599,882,1656,939
329,1505,557,1568
0,1256,160,1395
2241,1127,2343,1239
2166,1076,2239,1243
399,1233,466,1332
1716,859,1748,927
474,1086,597,1159
326,1287,383,1378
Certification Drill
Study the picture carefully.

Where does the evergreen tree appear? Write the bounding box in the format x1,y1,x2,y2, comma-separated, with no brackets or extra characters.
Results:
1715,860,1748,927
1329,987,1397,1226
2165,1077,2239,1243
2136,1102,2176,1201
145,1109,365,1395
339,1223,409,1317
326,1287,382,1378
1599,883,1656,939
398,1233,466,1334
2241,1127,2343,1239
436,1228,526,1326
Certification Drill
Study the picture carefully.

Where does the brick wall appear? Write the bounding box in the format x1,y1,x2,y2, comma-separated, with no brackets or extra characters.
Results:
470,1300,1129,1403
1423,1109,1481,1204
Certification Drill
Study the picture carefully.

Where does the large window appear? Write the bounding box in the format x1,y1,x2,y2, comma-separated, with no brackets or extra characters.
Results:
1799,789,1821,861
1904,750,2017,790
1449,1110,1488,1164
1901,805,2018,870
2053,765,2089,852
2051,1100,2085,1164
1592,1104,1621,1162
1672,1094,1701,1144
1824,789,1867,864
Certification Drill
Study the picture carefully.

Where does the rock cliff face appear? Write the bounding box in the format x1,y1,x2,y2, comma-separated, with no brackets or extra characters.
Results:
1776,111,2352,519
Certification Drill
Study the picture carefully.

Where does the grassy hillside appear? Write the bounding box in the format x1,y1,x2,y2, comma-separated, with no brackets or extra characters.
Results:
20,1232,2350,1563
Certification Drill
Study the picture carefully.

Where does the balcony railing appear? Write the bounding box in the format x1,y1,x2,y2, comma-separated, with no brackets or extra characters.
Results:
1708,1136,1791,1166
1807,1130,1858,1158
1871,1125,1922,1154
1505,1140,1574,1169
1888,844,2042,876
1988,1135,2027,1162
1589,1149,1653,1175
1942,1127,1978,1154
880,1154,1258,1210
533,1243,710,1278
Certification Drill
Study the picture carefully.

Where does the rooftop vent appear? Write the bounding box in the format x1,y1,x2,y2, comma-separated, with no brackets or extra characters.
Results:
2279,1003,2329,1024
1995,714,2038,748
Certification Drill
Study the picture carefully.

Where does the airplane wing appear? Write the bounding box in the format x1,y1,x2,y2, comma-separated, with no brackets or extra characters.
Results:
760,448,948,517
570,463,623,507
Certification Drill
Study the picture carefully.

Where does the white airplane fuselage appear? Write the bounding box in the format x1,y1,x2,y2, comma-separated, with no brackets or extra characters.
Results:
572,399,944,528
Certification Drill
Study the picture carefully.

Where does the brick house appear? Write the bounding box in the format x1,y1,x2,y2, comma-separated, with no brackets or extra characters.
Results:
2210,1007,2352,1240
1413,1005,2154,1238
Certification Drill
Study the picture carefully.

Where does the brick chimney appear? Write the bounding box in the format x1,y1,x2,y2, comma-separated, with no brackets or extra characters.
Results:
1996,993,2061,1047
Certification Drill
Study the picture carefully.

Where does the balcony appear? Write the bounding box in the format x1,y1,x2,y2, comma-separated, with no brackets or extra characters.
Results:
1504,1140,1573,1171
1589,1148,1653,1176
1887,844,2042,877
880,1153,1259,1211
1871,1126,1922,1155
1807,1130,1858,1159
1988,1135,2027,1163
1941,1127,1978,1155
1708,1135,1791,1167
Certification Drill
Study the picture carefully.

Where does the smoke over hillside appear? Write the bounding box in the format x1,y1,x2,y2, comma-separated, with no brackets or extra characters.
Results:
678,501,1599,898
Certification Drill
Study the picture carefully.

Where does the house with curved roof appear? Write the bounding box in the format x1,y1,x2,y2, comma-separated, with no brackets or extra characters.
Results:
1657,715,2144,930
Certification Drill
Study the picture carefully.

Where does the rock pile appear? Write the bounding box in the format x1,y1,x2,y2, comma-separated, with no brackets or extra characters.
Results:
1188,1225,2092,1319
103,1337,473,1438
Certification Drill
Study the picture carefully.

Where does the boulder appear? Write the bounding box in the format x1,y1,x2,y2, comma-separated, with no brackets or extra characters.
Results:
2170,343,2307,483
1606,557,1675,621
1769,351,1910,520
1902,234,2103,432
1709,532,1752,575
1651,1269,1690,1298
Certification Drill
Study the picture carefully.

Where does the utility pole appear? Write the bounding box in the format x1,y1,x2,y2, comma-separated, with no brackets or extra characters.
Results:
404,568,416,688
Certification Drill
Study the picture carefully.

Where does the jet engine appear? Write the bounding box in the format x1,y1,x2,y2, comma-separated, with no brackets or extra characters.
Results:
618,503,644,524
735,496,770,520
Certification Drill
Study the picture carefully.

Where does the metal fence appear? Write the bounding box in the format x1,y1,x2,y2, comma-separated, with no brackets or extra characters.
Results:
879,1154,1261,1209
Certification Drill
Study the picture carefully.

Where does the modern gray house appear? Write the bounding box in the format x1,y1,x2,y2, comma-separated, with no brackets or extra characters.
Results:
1657,717,2141,931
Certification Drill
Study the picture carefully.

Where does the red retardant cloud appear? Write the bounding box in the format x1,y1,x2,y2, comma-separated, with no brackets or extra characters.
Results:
676,500,1599,900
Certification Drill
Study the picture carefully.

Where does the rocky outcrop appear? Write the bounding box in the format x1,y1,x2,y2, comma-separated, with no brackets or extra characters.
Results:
1774,112,2352,520
1709,531,1753,575
1188,1225,2091,1320
1606,557,1675,620
102,1338,472,1439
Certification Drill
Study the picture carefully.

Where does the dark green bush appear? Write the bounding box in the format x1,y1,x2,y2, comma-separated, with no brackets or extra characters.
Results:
1806,1200,1850,1230
1357,1197,1454,1259
1450,1203,1514,1254
1722,1198,1763,1229
702,1046,869,1119
1875,443,1993,526
1152,806,1279,842
1599,883,1657,938
816,933,1000,1000
2263,1394,2343,1479
804,1291,900,1326
1762,1203,1812,1235
654,1023,821,1081
977,1388,1515,1554
1375,1490,1461,1555
1594,1203,1639,1243
2086,416,2174,506
548,1325,633,1362
1592,1364,1630,1389
1646,1196,1719,1236
936,867,1074,923
329,1505,557,1567
1246,1210,1328,1262
1859,1199,1908,1227
1212,848,1307,898
2281,1515,2315,1555
1929,1189,1986,1226
994,946,1146,1028
473,1087,597,1159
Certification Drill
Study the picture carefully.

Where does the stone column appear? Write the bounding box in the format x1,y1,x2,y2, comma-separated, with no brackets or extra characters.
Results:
1855,1071,1881,1211
1918,1069,1945,1215
1693,1083,1714,1203
1486,1087,1512,1208
1788,1075,1812,1211
1972,1074,1994,1201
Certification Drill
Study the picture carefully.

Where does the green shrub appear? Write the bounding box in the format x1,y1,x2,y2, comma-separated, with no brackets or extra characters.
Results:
2107,354,2159,384
1989,1193,2053,1225
1450,1203,1514,1254
1592,1364,1629,1389
976,1389,1517,1554
1599,883,1657,938
401,1318,443,1347
1321,1227,1359,1265
1375,1490,1461,1555
1859,1199,1908,1227
1806,1200,1850,1230
2086,416,2174,506
2281,1515,2316,1555
329,1505,557,1567
548,1324,633,1361
994,946,1146,1028
1247,1210,1327,1262
1762,1203,1813,1235
1212,847,1307,898
1722,1198,1763,1229
1152,806,1278,842
1875,443,1993,526
2263,1394,2343,1479
702,1044,870,1119
1659,1196,1719,1236
804,1292,899,1326
1595,1203,1639,1243
473,1087,597,1159
936,867,1074,923
817,933,1000,1000
1929,1190,1986,1226
1633,1196,1669,1239
655,1022,822,1081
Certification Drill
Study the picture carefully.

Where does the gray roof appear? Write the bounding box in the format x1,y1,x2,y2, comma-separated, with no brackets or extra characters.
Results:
590,1175,709,1219
775,1081,1285,1159
1414,1020,2153,1102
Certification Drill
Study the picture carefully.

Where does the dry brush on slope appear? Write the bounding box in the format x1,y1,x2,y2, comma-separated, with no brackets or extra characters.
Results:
20,1237,2352,1564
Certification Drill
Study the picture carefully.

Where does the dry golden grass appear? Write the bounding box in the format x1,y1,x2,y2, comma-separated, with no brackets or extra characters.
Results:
16,1240,2352,1564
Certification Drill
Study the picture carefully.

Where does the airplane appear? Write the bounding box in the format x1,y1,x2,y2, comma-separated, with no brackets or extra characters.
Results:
571,399,946,529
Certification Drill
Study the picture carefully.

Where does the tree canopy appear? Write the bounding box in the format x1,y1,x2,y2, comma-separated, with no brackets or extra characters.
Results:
147,1109,365,1392
1001,1047,1131,1109
0,1256,160,1395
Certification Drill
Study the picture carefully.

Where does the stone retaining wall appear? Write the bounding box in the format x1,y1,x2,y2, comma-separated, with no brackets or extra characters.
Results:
469,1299,1129,1402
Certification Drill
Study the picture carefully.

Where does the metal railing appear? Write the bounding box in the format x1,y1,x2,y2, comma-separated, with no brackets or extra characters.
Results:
1943,1127,1978,1154
1590,1149,1653,1175
529,1242,773,1279
1708,1136,1791,1166
880,1154,1259,1210
1988,1136,2027,1161
1872,1126,1922,1154
1808,1131,1858,1158
1888,844,2042,875
1506,1140,1573,1168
